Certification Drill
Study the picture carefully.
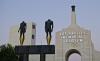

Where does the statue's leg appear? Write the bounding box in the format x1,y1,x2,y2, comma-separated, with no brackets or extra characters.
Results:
22,33,25,45
20,32,22,45
48,32,51,45
46,32,49,45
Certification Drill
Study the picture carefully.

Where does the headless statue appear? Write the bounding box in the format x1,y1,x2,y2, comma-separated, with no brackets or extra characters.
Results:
18,21,27,45
45,19,53,45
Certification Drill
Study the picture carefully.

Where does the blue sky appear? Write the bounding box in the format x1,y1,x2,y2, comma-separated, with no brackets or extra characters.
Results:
0,0,100,52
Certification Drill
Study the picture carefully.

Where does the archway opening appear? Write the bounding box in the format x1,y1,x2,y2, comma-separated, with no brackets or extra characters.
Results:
65,49,81,61
69,53,81,61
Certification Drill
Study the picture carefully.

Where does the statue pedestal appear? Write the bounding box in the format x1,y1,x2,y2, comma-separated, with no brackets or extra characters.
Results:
15,45,55,61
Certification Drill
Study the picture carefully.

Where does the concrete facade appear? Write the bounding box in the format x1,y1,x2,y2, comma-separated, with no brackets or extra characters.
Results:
55,5,100,61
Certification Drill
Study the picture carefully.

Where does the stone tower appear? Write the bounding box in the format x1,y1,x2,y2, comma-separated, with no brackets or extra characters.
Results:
55,5,94,61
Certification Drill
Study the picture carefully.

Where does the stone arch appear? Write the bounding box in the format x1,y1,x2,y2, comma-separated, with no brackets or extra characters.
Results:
65,49,81,61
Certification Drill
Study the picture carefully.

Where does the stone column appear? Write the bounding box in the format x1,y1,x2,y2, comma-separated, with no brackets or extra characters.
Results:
40,54,45,61
19,54,29,61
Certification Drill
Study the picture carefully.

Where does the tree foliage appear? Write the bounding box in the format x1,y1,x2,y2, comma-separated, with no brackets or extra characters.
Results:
0,44,18,61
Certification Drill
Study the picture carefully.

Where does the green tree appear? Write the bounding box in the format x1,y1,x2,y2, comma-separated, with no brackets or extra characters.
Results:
0,44,18,61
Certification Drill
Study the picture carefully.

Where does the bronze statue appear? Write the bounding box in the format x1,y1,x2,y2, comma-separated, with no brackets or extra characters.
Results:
45,19,53,45
18,21,27,45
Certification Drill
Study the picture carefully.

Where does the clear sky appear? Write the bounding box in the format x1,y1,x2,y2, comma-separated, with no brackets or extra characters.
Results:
0,0,100,60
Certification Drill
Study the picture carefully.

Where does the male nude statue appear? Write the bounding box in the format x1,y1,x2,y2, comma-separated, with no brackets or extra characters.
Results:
18,21,27,45
45,19,53,45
